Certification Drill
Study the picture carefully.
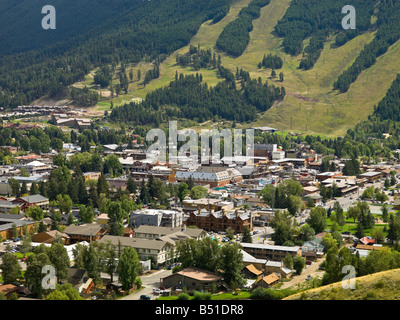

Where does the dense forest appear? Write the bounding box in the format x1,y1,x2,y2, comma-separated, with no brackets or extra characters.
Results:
275,0,376,67
334,0,400,93
109,69,285,125
0,0,230,109
373,74,400,122
258,54,283,69
216,0,270,57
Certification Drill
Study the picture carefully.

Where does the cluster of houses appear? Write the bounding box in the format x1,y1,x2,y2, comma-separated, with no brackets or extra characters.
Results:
1,134,400,298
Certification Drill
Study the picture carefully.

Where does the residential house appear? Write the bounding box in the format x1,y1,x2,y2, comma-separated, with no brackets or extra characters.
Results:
160,267,224,291
64,224,107,243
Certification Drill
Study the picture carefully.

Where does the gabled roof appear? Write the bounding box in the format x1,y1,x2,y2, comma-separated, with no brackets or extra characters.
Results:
245,264,262,276
13,195,48,204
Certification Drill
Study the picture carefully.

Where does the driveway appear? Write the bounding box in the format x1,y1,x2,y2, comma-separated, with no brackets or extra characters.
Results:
120,269,172,300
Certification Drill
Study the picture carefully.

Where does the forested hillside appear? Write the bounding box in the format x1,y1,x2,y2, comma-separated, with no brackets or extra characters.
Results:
334,0,400,92
216,0,270,56
0,0,229,109
275,0,376,67
108,70,285,125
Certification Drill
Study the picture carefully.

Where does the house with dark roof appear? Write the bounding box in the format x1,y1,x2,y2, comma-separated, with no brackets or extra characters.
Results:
63,224,107,243
12,195,49,211
161,267,225,291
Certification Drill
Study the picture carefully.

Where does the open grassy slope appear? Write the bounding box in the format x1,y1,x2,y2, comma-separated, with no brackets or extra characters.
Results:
284,268,400,300
76,0,400,136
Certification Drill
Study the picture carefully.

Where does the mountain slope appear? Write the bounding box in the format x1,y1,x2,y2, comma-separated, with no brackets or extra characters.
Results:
107,0,400,136
284,268,400,300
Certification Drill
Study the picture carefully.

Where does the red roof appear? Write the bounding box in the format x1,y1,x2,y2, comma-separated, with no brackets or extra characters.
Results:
359,237,375,245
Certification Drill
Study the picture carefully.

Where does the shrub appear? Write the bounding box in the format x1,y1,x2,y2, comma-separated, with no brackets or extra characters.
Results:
192,291,212,300
177,293,190,300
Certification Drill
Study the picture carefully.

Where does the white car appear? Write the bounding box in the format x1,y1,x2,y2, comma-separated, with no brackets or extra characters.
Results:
3,241,10,245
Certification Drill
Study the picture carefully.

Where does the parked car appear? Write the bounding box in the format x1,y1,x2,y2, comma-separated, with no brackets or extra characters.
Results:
306,275,312,281
306,260,312,265
3,240,10,245
153,288,161,295
13,238,20,242
140,295,151,300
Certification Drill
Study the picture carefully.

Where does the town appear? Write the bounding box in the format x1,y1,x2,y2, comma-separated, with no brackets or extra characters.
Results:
0,111,399,301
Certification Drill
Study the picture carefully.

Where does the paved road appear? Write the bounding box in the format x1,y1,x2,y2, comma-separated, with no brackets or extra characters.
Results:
120,269,172,300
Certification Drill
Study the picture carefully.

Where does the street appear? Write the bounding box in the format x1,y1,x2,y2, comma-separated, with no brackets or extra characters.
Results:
120,269,172,300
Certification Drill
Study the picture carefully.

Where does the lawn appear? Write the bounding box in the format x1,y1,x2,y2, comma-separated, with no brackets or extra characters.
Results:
157,291,252,300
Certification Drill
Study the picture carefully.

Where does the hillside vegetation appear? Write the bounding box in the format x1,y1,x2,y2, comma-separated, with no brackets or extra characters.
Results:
284,268,400,300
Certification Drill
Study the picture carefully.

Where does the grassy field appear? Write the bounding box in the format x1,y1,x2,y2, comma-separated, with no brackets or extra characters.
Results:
284,268,400,300
72,0,400,137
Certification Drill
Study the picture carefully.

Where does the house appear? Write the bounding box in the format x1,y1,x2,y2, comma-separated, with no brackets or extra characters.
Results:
64,224,107,243
97,235,174,266
83,172,101,182
97,213,109,225
66,268,89,290
0,284,19,299
32,230,70,244
253,273,280,288
123,227,134,238
242,264,263,279
184,209,252,233
0,216,37,240
240,243,302,262
264,260,293,279
161,267,224,291
12,195,49,211
133,225,206,241
359,236,376,246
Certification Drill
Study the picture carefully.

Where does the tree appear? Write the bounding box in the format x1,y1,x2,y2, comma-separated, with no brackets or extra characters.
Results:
382,204,389,223
79,206,95,223
0,253,22,284
384,178,390,189
321,233,337,253
48,243,70,283
283,253,293,269
388,213,400,245
306,207,327,234
107,202,125,236
190,186,208,200
293,256,305,275
20,235,32,254
371,227,385,244
118,247,141,290
220,243,245,288
44,283,83,300
29,181,39,195
105,242,118,283
25,206,44,221
242,226,252,243
25,252,52,298
287,195,303,215
178,182,190,202
56,194,73,215
9,178,20,197
126,177,137,194
82,244,102,284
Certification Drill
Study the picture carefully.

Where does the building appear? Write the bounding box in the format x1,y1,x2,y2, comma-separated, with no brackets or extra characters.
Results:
253,273,280,288
175,167,242,188
130,209,183,228
83,172,102,182
134,225,206,241
32,230,70,244
63,224,107,243
12,195,49,211
0,216,37,240
161,267,224,291
358,171,383,182
240,243,302,262
97,235,174,266
184,209,252,233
